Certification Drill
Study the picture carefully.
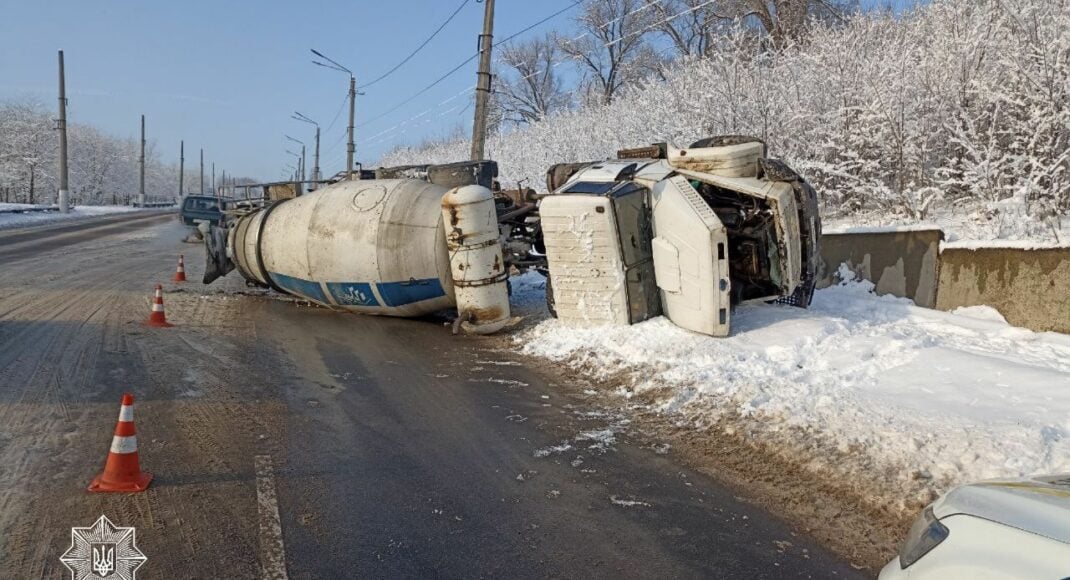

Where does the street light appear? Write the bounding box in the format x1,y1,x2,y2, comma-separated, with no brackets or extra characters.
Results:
284,135,306,186
311,48,358,180
292,111,320,190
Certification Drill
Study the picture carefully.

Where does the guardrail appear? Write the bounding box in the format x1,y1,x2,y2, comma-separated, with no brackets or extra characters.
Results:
0,205,59,215
133,201,177,208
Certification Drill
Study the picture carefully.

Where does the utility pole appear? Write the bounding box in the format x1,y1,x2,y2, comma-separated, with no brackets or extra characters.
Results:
312,125,320,189
212,162,216,197
179,140,185,199
57,50,70,212
347,75,356,179
138,114,146,207
470,0,495,161
199,149,205,194
310,50,357,179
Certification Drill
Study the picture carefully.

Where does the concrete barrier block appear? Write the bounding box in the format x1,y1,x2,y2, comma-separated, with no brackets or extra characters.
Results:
817,229,943,308
936,246,1070,334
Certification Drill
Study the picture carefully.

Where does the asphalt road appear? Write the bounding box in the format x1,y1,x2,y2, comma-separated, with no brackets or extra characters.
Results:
0,217,865,578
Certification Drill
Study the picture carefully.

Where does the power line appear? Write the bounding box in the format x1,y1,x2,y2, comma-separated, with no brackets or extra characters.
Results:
358,0,587,130
323,90,349,135
359,0,472,90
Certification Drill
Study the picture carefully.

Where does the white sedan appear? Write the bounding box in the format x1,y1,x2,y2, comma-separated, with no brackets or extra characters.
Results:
880,474,1070,578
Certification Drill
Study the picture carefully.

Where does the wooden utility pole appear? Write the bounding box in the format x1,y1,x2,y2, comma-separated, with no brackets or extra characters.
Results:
470,0,495,161
57,50,70,212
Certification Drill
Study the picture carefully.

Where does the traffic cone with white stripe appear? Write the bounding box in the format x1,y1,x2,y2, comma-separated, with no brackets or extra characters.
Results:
145,284,173,327
172,254,187,282
88,393,153,493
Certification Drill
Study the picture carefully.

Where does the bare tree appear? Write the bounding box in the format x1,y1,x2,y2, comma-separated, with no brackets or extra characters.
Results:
495,34,572,126
559,0,661,106
653,0,732,58
719,0,854,49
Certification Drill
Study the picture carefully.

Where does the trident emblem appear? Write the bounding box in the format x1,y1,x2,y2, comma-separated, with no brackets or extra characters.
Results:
61,515,146,580
92,543,116,576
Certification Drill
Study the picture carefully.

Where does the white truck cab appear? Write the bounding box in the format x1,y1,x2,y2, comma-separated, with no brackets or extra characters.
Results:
539,137,820,337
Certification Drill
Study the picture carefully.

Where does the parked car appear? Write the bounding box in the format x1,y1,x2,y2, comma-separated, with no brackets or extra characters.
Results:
880,474,1070,578
180,195,228,227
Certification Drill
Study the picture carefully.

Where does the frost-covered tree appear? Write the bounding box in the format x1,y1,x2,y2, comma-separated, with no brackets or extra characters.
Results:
559,0,663,105
495,34,573,126
380,0,1069,240
0,98,258,205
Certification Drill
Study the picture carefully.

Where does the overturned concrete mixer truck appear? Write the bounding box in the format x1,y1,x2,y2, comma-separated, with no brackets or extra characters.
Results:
201,136,820,337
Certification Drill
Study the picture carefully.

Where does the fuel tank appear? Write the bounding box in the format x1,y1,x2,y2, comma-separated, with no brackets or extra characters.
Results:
228,179,457,317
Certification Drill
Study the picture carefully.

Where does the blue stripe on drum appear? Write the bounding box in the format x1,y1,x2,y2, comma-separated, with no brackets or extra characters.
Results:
326,282,380,307
377,278,446,307
269,272,329,304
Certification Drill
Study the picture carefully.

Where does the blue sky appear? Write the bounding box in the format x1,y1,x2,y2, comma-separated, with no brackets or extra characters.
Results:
0,0,916,180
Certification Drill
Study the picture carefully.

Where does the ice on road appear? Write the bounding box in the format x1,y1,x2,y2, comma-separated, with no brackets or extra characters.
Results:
513,269,1070,511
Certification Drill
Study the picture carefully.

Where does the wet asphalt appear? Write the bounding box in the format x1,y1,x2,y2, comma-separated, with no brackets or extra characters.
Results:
253,300,863,579
0,216,865,578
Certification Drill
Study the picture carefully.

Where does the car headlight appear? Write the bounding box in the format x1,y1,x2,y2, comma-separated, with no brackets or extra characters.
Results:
899,506,950,568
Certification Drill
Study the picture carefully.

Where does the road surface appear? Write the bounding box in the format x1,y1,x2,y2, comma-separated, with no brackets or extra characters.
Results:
0,217,865,578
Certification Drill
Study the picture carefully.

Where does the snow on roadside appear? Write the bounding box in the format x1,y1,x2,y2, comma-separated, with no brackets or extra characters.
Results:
511,270,1070,510
0,203,151,231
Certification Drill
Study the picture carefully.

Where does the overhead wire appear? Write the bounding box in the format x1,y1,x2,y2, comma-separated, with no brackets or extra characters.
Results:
357,0,589,131
359,0,472,90
357,0,704,160
362,0,672,148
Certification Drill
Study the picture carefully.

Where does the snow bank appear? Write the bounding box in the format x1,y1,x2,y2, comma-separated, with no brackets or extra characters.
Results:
822,224,945,235
941,240,1070,251
511,271,1070,509
0,203,149,231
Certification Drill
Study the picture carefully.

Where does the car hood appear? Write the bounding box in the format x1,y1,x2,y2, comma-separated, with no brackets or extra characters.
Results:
934,474,1070,544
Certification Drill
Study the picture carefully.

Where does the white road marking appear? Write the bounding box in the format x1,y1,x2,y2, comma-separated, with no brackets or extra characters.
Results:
254,455,289,580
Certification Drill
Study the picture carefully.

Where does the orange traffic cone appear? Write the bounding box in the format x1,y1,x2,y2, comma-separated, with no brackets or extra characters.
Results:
172,254,187,282
145,284,174,328
88,393,153,493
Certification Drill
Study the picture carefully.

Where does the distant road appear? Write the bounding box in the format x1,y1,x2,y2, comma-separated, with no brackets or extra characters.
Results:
0,210,175,265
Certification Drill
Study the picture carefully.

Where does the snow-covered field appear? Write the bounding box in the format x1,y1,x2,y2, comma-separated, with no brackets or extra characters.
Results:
0,203,150,231
510,270,1070,512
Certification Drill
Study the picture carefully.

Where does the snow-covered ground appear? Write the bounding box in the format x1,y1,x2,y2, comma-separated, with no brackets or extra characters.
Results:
824,204,1069,246
510,270,1070,512
0,203,150,231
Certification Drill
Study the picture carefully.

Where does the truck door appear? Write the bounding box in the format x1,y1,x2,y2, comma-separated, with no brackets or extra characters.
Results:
650,176,731,337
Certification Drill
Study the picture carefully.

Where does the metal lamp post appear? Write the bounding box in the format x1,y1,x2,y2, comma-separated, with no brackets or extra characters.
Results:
311,49,358,180
292,112,320,190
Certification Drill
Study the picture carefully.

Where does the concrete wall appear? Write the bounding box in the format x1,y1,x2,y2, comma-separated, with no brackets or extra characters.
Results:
936,246,1070,334
816,229,943,308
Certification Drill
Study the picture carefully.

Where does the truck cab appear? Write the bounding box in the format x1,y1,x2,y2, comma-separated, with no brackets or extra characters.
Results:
539,137,821,337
